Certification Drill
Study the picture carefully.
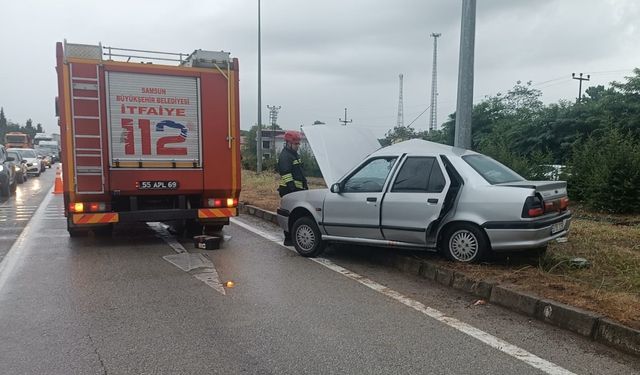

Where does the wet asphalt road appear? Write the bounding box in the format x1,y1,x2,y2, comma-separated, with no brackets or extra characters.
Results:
0,164,56,263
0,183,639,374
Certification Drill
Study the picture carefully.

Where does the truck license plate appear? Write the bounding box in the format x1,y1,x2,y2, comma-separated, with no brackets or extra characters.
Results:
138,181,179,190
551,220,565,234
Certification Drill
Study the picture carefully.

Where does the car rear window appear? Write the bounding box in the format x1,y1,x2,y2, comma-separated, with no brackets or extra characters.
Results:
462,154,524,184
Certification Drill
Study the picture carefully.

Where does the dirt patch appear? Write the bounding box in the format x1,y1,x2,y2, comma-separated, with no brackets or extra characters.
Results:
240,169,640,329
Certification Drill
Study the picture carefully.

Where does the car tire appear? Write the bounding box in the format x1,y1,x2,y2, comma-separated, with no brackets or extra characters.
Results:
441,223,489,263
35,171,40,177
291,216,325,257
10,179,16,193
17,174,24,184
0,183,9,197
22,174,28,183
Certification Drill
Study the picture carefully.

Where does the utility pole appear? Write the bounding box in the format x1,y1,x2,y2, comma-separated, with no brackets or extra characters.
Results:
339,108,352,126
454,0,476,149
429,33,441,132
267,105,280,157
572,73,590,103
256,0,263,172
397,74,404,127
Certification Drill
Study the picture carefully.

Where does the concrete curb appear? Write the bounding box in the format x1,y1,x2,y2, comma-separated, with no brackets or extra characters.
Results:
238,203,640,357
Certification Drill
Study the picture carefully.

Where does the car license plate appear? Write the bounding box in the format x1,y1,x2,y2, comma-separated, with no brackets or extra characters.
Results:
138,181,179,190
551,220,565,234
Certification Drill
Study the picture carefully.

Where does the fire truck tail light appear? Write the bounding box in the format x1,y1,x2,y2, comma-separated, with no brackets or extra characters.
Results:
70,203,84,213
69,202,107,213
206,198,237,208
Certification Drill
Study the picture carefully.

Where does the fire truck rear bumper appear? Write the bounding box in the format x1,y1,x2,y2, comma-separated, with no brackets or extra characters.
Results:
72,208,237,224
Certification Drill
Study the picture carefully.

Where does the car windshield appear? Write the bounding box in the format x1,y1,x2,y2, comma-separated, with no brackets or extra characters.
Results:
7,152,20,160
462,154,524,184
12,149,37,158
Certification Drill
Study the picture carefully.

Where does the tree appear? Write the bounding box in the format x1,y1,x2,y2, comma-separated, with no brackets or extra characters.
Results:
0,108,6,129
380,125,417,147
36,123,43,133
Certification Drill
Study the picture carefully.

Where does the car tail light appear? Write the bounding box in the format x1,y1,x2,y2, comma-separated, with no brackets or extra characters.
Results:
559,197,569,210
206,198,238,208
522,196,544,218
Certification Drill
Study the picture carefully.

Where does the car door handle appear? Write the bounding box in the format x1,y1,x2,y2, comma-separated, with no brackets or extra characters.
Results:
366,197,377,202
427,198,438,204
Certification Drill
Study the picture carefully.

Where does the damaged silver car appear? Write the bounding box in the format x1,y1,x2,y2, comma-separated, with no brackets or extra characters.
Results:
277,125,571,263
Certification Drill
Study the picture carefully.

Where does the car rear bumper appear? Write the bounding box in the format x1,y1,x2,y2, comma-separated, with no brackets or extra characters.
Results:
483,212,572,251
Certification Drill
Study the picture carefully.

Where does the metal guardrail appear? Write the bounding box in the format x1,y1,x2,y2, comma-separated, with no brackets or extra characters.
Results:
102,46,188,63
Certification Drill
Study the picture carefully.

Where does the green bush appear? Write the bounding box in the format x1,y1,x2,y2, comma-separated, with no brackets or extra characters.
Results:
568,129,640,213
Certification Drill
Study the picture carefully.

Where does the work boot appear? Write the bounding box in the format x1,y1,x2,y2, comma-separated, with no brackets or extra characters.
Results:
283,232,293,246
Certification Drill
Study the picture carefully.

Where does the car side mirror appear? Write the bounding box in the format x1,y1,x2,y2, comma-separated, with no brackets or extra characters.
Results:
330,183,342,193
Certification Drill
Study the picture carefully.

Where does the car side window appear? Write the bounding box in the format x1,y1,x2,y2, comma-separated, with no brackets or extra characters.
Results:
343,157,397,193
391,157,446,193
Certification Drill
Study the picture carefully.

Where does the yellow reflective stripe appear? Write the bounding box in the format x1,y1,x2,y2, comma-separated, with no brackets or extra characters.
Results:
292,159,302,165
294,181,304,188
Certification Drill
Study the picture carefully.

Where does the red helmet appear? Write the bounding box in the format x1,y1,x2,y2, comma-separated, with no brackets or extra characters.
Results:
284,130,301,144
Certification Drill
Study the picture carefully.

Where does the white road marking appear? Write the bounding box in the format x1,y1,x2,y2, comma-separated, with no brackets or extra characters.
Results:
231,217,577,375
148,222,226,295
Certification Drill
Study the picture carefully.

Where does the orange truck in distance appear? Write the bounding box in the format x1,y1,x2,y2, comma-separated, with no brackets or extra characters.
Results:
4,132,32,149
55,41,240,236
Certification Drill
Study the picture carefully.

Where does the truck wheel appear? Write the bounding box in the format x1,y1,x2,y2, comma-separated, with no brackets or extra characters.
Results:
0,183,9,197
291,216,325,257
67,218,87,237
441,223,488,263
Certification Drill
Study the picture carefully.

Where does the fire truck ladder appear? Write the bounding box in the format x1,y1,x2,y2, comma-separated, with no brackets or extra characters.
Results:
70,63,105,194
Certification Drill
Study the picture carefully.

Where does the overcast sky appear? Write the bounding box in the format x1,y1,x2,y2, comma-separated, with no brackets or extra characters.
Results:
1,0,638,137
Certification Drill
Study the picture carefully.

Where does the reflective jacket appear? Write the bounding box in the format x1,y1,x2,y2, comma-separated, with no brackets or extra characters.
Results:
277,146,308,197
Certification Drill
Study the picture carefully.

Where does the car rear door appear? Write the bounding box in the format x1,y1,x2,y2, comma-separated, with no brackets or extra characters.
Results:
381,156,450,245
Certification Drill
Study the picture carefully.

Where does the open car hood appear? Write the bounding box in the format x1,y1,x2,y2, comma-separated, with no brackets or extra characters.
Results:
301,124,381,187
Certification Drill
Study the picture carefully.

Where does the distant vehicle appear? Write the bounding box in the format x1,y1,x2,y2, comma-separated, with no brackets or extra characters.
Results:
33,132,53,146
7,150,28,183
277,125,572,263
8,148,42,177
0,145,18,196
56,41,241,236
35,140,60,163
4,132,32,149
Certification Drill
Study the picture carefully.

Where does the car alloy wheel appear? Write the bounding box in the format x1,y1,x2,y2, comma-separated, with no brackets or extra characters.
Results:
291,216,325,257
449,230,478,262
442,223,488,263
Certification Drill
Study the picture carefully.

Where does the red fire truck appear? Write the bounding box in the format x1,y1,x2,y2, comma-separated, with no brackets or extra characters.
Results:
55,41,240,236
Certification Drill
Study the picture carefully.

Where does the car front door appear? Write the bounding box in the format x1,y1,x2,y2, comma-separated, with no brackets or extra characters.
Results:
322,157,398,240
381,156,450,245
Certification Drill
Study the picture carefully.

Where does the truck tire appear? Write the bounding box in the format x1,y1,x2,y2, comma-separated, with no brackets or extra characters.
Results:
441,223,488,263
291,216,325,257
67,218,87,237
0,183,10,197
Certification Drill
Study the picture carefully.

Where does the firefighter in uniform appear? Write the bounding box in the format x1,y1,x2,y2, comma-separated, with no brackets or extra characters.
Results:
278,130,308,197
